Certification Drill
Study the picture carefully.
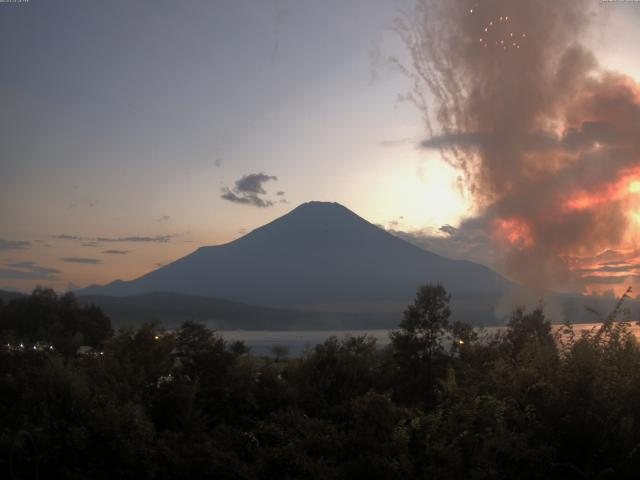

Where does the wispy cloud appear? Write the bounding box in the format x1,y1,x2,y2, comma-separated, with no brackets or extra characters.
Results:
51,234,83,241
102,249,129,255
60,257,102,264
97,235,172,243
53,234,173,243
0,261,60,280
0,239,32,251
378,137,415,148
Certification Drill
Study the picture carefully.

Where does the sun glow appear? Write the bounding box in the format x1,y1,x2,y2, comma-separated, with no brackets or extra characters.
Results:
366,153,472,231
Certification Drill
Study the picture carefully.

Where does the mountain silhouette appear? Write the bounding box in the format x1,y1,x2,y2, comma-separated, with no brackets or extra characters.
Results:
78,202,514,314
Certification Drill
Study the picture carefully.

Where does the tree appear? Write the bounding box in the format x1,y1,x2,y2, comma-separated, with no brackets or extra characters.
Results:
390,284,451,404
506,306,553,355
270,345,289,362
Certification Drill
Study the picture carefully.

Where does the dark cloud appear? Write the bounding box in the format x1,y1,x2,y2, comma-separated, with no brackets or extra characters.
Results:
276,191,285,196
235,173,277,194
221,173,279,208
0,261,60,280
0,239,31,251
102,249,129,255
60,257,102,264
221,189,274,208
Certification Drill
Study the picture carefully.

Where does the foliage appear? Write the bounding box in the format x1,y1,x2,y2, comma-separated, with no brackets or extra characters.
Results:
2,286,640,478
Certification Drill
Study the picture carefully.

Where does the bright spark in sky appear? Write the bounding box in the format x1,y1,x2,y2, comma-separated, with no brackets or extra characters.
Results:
471,7,526,50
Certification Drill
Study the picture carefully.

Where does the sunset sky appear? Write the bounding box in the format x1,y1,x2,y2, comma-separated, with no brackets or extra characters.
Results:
2,0,640,294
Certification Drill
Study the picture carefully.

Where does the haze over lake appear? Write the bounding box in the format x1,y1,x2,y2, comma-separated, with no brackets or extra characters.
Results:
219,322,640,356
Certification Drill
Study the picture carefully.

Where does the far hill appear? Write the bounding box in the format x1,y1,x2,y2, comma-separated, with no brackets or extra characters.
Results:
0,289,27,303
77,292,401,330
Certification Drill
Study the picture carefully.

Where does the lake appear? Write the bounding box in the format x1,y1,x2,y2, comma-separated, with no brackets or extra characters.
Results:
218,322,640,356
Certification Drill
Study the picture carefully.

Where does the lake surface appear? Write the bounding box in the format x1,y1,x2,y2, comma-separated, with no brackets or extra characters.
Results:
219,322,640,356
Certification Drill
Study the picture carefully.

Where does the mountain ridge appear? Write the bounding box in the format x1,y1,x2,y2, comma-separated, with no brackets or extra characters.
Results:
77,201,515,312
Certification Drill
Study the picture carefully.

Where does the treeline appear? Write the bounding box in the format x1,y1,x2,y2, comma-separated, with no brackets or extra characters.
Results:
1,286,640,479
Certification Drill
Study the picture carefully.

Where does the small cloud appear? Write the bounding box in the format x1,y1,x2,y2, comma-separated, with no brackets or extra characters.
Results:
102,249,129,255
214,157,223,168
439,224,457,236
220,172,278,208
156,215,171,223
67,197,96,210
0,239,32,251
0,261,60,280
387,216,406,229
276,191,285,196
60,257,102,264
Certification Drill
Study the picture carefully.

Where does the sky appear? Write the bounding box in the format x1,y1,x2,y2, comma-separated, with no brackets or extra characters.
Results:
1,0,640,294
